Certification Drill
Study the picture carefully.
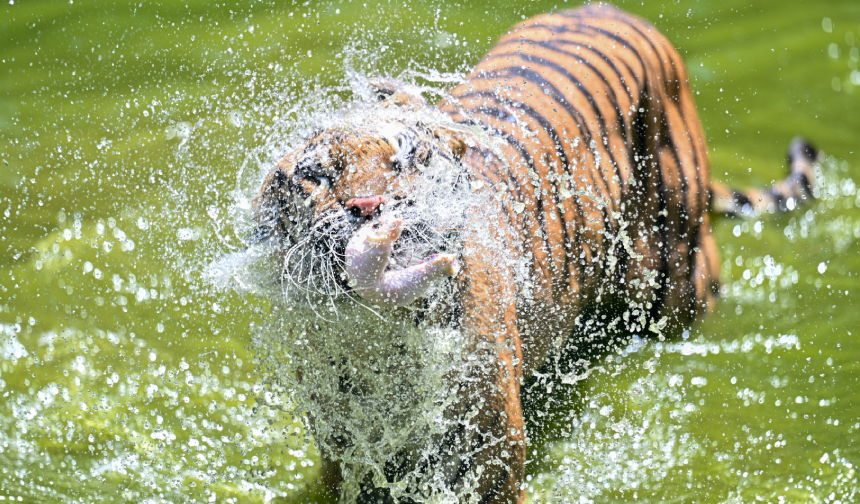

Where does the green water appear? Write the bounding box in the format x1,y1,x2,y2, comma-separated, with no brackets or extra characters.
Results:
1,0,859,502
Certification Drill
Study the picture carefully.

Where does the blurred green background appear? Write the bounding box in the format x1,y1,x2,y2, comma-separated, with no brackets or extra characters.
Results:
1,0,859,502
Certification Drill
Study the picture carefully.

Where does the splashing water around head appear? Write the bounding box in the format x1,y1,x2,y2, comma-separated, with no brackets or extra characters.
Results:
206,69,516,501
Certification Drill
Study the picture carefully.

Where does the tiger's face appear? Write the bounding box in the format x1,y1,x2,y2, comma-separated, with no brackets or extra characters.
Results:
253,117,469,298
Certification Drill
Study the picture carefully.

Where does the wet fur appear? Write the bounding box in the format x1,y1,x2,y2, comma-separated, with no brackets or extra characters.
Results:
253,4,817,503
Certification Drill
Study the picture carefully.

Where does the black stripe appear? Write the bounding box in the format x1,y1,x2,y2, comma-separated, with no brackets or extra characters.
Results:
565,8,707,209
512,36,636,191
732,189,753,209
478,55,623,199
495,33,633,151
539,18,651,89
767,188,787,210
478,467,511,504
457,92,581,278
461,66,613,203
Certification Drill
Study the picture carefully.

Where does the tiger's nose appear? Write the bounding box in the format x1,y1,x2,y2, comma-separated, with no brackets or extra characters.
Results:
345,195,386,217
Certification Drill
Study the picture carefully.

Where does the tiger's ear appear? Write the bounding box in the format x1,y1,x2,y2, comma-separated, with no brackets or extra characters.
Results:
368,77,427,109
432,126,468,159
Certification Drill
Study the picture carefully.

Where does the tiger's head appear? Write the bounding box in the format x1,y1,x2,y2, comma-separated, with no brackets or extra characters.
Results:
251,80,473,301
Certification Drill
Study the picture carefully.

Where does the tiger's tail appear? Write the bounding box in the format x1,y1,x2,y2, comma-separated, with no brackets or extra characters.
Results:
710,138,820,218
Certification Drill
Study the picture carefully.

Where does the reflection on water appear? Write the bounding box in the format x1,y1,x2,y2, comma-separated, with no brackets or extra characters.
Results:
1,0,859,502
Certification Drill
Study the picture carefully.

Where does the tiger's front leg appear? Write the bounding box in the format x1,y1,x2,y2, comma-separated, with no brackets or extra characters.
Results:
455,240,527,504
343,212,527,503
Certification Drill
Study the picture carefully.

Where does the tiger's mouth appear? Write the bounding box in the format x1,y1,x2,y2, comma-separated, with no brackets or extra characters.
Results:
271,196,457,302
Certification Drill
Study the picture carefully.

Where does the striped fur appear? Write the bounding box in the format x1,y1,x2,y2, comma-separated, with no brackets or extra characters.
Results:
440,6,719,501
444,5,719,324
254,4,817,503
438,7,816,502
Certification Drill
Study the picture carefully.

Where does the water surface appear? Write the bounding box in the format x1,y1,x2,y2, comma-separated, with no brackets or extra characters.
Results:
1,0,859,502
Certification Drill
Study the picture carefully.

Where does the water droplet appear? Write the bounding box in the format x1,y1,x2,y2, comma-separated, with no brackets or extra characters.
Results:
177,228,195,241
136,287,149,302
228,110,244,128
176,122,192,139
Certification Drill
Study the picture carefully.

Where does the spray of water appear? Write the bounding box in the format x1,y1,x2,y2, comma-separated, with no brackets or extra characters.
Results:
4,3,860,502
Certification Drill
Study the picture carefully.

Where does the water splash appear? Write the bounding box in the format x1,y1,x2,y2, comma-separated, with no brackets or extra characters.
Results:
2,2,860,502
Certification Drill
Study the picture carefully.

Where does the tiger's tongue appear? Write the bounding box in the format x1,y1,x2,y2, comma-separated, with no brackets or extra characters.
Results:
345,216,458,307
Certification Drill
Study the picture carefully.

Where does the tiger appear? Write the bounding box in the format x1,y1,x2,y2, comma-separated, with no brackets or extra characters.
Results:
249,4,818,503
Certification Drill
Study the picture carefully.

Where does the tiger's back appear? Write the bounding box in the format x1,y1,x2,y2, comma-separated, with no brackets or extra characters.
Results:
443,4,720,357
